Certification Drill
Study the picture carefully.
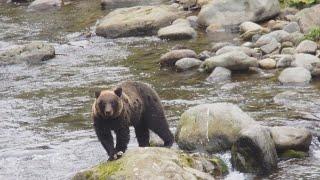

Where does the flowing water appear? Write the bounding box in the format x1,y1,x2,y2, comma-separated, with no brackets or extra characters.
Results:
0,1,319,179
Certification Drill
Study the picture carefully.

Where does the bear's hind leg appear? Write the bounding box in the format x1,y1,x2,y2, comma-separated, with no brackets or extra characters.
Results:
134,124,150,147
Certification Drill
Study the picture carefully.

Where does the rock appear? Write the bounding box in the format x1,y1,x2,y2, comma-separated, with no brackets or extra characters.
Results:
281,41,294,48
158,19,197,40
176,103,257,152
0,42,55,66
28,0,62,11
279,7,299,20
273,91,299,105
257,30,291,44
295,40,318,55
260,38,280,54
198,50,212,61
186,16,198,28
175,58,202,71
279,150,308,160
283,22,300,33
239,22,268,40
159,49,197,67
310,62,320,77
96,5,186,38
258,58,276,69
278,67,311,84
211,42,233,52
197,0,280,27
275,55,294,68
267,20,289,31
270,126,312,152
216,46,258,57
241,42,254,48
206,67,231,83
73,147,219,180
289,32,304,46
201,51,258,72
281,47,295,55
294,4,320,33
231,125,278,175
292,53,320,70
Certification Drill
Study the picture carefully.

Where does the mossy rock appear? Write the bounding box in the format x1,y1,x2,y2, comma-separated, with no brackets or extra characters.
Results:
279,149,308,160
209,156,229,176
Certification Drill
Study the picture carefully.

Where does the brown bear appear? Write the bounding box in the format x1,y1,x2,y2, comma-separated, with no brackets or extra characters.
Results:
92,81,174,160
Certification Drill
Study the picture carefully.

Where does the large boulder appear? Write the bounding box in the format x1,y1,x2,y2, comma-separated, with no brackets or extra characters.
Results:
28,0,62,11
158,19,197,40
291,53,320,70
0,42,55,66
159,49,197,67
231,125,278,175
295,40,318,55
176,103,258,153
73,147,226,180
278,67,311,84
201,51,258,72
294,4,320,33
270,126,312,152
197,0,280,27
96,5,186,38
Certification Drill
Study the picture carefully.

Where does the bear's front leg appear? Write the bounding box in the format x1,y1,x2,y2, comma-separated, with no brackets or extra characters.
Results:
93,124,117,161
115,127,130,158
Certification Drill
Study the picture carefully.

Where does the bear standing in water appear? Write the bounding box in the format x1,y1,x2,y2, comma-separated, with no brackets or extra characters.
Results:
92,81,174,160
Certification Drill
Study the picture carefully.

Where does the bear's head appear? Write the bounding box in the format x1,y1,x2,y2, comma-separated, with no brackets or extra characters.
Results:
94,87,124,119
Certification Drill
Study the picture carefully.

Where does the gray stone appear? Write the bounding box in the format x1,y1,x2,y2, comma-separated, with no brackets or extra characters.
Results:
281,47,295,55
96,5,186,38
216,45,258,57
197,0,280,27
201,51,258,72
28,0,62,11
283,22,300,33
260,38,280,54
270,126,312,152
176,103,258,152
292,53,320,70
231,125,278,175
198,50,212,61
257,30,291,44
187,16,198,28
258,58,276,69
0,42,55,66
275,55,294,68
211,42,233,52
160,49,198,67
278,67,311,84
175,58,202,71
206,67,231,83
295,40,318,55
294,4,320,33
289,32,304,46
158,18,197,40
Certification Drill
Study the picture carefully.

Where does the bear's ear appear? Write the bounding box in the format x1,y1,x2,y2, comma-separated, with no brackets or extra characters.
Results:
94,91,101,99
114,87,122,97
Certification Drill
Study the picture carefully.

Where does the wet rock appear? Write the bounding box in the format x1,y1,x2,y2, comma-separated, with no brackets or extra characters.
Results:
258,58,276,69
278,67,311,84
159,49,197,67
281,47,295,55
270,126,312,152
96,5,186,38
28,0,62,11
73,147,218,180
283,22,300,33
279,150,308,160
206,67,231,83
101,0,141,7
275,54,294,68
158,19,197,40
201,51,258,72
186,16,198,28
198,50,212,61
216,46,258,57
175,58,202,71
292,53,320,70
0,42,55,66
211,42,233,52
176,103,257,153
273,91,299,105
197,0,280,27
231,125,278,175
294,4,320,33
295,40,318,55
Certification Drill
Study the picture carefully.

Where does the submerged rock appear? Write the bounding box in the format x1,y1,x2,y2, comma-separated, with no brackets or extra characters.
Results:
279,149,308,160
201,51,258,72
96,5,186,38
231,125,278,175
197,0,280,27
176,103,257,153
0,42,55,66
159,49,197,67
270,126,312,153
206,67,231,83
158,19,197,40
278,67,311,84
175,58,202,71
73,147,225,180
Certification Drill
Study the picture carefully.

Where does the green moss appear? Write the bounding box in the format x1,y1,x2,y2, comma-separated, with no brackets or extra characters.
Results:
304,27,320,42
178,154,194,167
279,0,320,8
96,161,123,180
279,149,308,159
209,156,229,176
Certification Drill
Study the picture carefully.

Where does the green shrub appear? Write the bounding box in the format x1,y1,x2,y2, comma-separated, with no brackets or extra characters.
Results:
280,0,320,8
304,27,320,42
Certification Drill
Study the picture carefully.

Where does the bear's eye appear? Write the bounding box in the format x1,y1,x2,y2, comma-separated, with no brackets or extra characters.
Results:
110,101,117,108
